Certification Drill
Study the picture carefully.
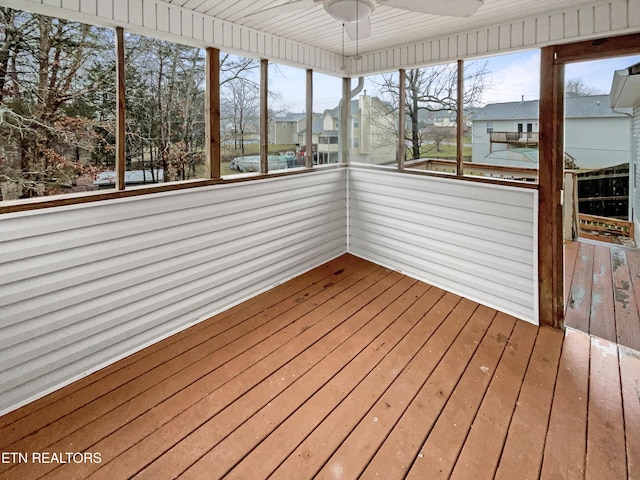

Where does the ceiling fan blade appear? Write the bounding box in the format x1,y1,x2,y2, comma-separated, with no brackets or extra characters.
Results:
246,0,319,19
378,0,483,17
345,17,371,40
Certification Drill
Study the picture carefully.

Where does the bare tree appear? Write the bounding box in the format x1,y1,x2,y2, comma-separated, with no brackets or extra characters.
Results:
221,76,260,156
374,62,488,159
565,78,603,96
0,9,112,197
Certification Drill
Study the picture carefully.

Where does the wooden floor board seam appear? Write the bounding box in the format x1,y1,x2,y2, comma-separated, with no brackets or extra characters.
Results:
87,273,408,478
1,255,637,480
400,304,498,478
447,313,517,479
493,327,541,477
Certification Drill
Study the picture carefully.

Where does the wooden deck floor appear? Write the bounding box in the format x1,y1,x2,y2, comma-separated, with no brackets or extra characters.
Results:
565,240,640,351
1,254,639,479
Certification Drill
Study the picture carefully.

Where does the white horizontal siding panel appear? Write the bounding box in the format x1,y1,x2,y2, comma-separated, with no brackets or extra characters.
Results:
348,168,538,324
349,227,533,309
0,169,347,414
350,189,534,245
130,0,144,26
11,0,344,75
610,1,629,30
0,198,346,320
0,240,344,410
594,3,612,33
355,0,638,75
631,0,640,27
0,170,338,242
61,0,78,10
350,206,533,266
511,21,524,49
0,219,346,384
79,0,95,15
578,5,595,35
348,217,533,294
349,176,534,235
564,9,580,38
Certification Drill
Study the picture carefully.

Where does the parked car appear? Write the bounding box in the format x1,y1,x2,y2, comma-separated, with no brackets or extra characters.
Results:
93,169,164,187
228,155,296,172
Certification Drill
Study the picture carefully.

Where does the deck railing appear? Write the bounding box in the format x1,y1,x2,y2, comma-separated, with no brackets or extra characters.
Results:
578,213,634,243
490,131,539,144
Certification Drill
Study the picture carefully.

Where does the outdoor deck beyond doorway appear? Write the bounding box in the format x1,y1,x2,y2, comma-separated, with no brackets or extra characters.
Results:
0,254,638,479
565,240,640,351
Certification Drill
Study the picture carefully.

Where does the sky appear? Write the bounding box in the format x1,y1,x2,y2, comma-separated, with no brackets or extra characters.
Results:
270,50,640,113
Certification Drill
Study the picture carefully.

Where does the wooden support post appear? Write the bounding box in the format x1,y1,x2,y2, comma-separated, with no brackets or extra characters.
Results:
341,77,350,164
397,68,406,169
260,58,268,173
456,59,464,176
115,27,126,190
553,32,640,63
306,69,313,168
538,46,565,329
205,47,221,179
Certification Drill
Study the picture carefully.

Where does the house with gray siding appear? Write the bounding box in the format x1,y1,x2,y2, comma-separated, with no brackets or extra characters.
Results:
471,95,633,169
610,62,640,236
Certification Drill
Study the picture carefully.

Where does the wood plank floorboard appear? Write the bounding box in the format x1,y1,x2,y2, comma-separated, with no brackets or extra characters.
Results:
0,254,638,480
565,240,640,351
449,319,539,480
589,244,616,339
494,327,565,480
619,346,640,478
565,241,595,334
586,337,627,480
540,328,590,480
564,240,580,310
612,248,640,350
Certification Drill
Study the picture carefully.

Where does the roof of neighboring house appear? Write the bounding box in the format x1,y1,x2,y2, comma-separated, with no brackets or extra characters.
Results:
298,117,325,135
471,94,631,121
318,129,338,137
325,100,360,119
272,113,307,123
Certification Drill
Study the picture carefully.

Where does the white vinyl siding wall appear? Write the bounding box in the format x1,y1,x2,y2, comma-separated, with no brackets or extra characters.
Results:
348,168,538,324
0,169,347,415
0,167,540,415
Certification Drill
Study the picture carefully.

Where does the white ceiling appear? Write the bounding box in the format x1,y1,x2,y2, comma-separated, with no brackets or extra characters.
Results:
165,0,605,57
9,0,640,76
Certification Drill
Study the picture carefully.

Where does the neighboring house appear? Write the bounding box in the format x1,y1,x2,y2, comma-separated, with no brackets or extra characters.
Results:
431,109,458,128
269,94,396,164
314,95,396,165
610,62,640,234
269,112,320,145
471,95,633,168
315,103,344,164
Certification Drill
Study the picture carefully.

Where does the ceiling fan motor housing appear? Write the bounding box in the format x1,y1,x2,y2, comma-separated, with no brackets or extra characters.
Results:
324,0,375,22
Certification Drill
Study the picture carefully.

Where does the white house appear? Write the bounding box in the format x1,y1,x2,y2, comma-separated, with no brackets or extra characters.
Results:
471,95,633,169
610,62,640,236
268,95,394,164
